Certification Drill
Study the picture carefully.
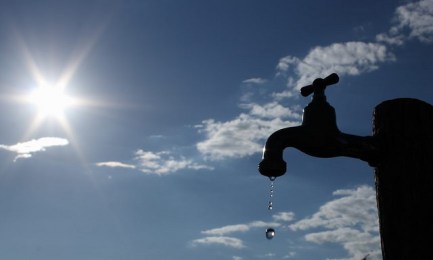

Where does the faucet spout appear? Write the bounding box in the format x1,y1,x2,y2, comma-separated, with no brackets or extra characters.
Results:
258,73,381,179
258,126,379,179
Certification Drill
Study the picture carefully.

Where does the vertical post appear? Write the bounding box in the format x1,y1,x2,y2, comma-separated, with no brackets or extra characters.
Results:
373,98,433,259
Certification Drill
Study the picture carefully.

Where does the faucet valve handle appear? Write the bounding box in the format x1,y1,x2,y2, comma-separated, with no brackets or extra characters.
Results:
301,73,339,97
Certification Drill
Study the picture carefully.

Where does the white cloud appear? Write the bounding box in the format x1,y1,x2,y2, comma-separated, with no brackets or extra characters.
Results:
272,211,295,222
191,236,245,249
95,161,136,169
0,137,69,161
393,0,433,43
241,102,301,120
202,224,250,236
377,0,433,45
134,149,213,175
201,219,281,236
242,78,267,84
192,211,294,250
260,253,276,258
276,56,300,73
95,148,213,175
283,252,296,259
290,186,378,232
305,228,381,260
275,42,395,98
290,186,381,260
249,220,280,228
375,32,405,46
196,114,299,160
196,100,301,160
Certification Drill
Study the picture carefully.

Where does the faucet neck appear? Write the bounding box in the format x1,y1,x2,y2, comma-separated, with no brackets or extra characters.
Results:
312,85,326,100
302,93,339,132
311,90,327,104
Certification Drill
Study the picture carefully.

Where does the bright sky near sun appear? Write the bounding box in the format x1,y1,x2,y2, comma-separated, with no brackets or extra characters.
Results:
0,0,433,259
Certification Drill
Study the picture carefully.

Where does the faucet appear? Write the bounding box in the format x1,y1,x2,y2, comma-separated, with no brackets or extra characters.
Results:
258,73,381,180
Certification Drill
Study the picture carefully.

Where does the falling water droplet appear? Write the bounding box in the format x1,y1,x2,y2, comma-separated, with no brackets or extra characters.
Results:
264,177,276,240
268,179,274,211
265,228,275,239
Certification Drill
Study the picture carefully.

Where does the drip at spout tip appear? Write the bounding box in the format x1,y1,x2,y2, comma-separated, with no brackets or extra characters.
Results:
258,157,287,179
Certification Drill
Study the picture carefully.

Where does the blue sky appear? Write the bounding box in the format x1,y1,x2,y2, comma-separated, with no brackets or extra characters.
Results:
0,0,432,259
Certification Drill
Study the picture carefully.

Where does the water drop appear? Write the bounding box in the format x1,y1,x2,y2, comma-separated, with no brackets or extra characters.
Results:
265,228,275,239
267,179,274,210
269,176,276,181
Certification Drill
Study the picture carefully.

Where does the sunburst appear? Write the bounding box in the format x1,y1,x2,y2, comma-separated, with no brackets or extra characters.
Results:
27,84,74,119
10,26,106,164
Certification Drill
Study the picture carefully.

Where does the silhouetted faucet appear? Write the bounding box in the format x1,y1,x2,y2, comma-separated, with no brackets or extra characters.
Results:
259,73,380,179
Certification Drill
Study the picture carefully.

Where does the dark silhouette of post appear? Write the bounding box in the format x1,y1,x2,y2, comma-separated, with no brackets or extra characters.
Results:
373,98,433,259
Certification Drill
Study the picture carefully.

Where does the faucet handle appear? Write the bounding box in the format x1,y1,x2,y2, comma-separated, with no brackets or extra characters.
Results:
301,73,339,97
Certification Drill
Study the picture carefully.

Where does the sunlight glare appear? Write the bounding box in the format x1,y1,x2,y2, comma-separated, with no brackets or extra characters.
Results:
28,85,73,117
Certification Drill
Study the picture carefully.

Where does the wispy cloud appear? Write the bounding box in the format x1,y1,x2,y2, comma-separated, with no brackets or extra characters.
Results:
242,78,267,85
196,114,299,160
201,224,250,236
290,186,379,232
0,137,69,161
290,185,381,260
272,211,295,222
377,0,433,44
134,149,213,175
95,161,136,169
95,148,213,175
191,211,294,249
192,187,380,258
274,41,395,99
201,220,281,236
240,102,301,120
191,236,245,249
196,91,302,160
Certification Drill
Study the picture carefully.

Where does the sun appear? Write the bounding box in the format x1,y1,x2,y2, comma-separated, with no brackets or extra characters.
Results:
27,85,74,118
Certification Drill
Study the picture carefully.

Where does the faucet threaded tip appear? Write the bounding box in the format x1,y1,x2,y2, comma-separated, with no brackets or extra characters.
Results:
258,158,287,178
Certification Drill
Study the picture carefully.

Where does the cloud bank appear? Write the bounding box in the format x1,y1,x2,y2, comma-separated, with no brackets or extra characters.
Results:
0,137,69,161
